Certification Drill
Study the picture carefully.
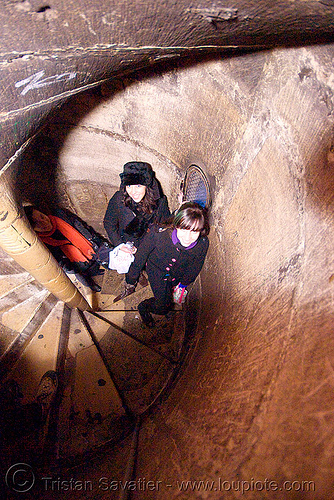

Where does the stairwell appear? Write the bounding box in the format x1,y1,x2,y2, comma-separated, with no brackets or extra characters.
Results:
0,236,201,498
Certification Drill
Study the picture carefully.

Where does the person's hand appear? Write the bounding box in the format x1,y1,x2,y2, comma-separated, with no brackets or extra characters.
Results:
119,244,137,254
113,283,136,303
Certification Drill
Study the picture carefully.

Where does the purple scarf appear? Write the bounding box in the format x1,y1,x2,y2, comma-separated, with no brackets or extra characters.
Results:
172,229,198,249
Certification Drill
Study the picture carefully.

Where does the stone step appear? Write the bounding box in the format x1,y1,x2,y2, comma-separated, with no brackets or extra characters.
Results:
97,269,152,311
56,308,128,460
0,300,65,466
0,249,188,465
0,294,59,375
91,309,185,362
0,279,46,319
3,300,64,404
0,271,34,298
1,288,49,334
84,311,178,415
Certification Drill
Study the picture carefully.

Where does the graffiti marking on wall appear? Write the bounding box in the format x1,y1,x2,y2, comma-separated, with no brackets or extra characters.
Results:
15,70,76,96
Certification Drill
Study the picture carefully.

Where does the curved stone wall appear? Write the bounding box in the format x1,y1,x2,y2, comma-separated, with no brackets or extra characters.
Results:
23,44,333,499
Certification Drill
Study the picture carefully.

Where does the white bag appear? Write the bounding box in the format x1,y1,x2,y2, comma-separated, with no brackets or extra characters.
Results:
108,244,135,274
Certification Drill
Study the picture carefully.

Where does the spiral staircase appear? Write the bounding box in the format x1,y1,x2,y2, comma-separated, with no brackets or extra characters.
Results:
0,239,199,499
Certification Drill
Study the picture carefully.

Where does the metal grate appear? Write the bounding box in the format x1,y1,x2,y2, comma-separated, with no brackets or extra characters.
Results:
182,165,211,209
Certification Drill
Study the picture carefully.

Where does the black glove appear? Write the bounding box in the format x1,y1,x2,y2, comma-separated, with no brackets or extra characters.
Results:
94,241,113,268
125,217,149,239
113,283,136,303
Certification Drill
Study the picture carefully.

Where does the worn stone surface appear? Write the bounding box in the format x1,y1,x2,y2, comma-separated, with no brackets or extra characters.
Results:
1,0,334,164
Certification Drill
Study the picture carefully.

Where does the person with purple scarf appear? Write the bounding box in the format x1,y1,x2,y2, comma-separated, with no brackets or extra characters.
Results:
123,202,210,327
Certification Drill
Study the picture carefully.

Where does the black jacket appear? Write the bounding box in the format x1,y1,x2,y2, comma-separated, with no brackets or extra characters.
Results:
103,189,170,248
126,226,209,292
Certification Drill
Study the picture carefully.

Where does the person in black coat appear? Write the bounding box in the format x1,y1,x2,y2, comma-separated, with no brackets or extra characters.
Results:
103,161,170,255
123,202,210,327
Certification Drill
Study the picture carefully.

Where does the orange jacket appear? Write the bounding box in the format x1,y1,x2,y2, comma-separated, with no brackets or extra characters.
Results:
38,215,95,263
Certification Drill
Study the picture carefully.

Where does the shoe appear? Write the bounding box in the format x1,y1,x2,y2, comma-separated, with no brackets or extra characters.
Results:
88,266,105,276
74,273,102,292
113,283,136,303
89,281,102,292
138,301,155,327
60,261,75,274
138,271,149,288
36,370,58,420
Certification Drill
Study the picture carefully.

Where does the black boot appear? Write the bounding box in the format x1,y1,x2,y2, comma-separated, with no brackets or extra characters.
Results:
75,273,101,292
138,271,149,288
138,300,155,327
85,260,104,277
